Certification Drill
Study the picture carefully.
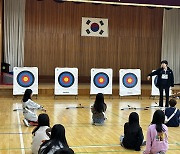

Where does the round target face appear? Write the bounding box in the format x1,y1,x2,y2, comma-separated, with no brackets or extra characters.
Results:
154,76,158,88
123,73,138,88
58,72,74,88
17,71,35,87
91,23,99,32
93,72,109,88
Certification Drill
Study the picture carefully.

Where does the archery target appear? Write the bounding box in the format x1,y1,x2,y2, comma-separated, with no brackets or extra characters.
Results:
119,69,141,96
58,72,74,88
151,70,172,96
17,71,34,87
55,68,78,95
13,67,38,95
122,73,138,88
90,68,112,95
93,72,109,88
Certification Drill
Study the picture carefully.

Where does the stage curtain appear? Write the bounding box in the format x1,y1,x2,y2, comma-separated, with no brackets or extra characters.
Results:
162,9,180,84
4,0,26,71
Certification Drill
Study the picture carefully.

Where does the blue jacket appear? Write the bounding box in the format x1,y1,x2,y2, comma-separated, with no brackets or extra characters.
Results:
165,107,180,127
148,67,174,88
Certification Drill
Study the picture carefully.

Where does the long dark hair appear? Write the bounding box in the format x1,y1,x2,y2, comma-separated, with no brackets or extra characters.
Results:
32,114,50,135
128,112,140,133
94,93,106,113
42,124,69,153
22,89,32,102
151,110,165,132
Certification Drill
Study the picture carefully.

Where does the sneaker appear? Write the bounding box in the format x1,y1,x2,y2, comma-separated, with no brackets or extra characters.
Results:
29,121,38,126
94,123,104,126
23,119,29,127
142,141,146,146
157,152,165,154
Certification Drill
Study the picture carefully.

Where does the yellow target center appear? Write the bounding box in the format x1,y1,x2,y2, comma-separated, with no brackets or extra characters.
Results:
64,77,69,82
99,78,104,83
127,78,132,83
23,77,29,82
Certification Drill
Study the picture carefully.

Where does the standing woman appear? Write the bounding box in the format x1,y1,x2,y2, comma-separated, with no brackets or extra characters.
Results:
91,93,107,125
22,89,46,127
147,60,174,107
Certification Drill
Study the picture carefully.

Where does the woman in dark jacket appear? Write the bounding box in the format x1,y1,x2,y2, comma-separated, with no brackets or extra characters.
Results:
147,60,174,107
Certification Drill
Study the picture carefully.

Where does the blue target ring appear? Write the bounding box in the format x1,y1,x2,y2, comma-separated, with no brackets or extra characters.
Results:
91,23,99,32
154,76,158,88
123,73,137,88
93,72,109,88
17,71,35,88
58,72,74,88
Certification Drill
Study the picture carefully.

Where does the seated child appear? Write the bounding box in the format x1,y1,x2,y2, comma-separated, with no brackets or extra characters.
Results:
31,114,51,154
120,112,145,151
22,89,46,127
38,124,70,154
91,93,107,125
144,110,168,154
165,99,179,127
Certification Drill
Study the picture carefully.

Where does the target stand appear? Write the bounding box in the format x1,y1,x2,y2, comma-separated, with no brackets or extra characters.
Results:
54,95,78,100
13,67,39,98
90,69,113,99
89,94,113,99
54,68,78,99
149,95,159,100
119,69,141,99
119,95,142,100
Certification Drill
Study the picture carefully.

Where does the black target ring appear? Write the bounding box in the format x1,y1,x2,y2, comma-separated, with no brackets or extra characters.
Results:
58,72,75,88
122,73,138,88
17,71,35,88
93,72,109,88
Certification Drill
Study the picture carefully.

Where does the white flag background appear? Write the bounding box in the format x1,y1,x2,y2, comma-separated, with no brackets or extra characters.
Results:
54,68,78,95
13,67,38,95
151,70,172,96
90,68,112,95
119,69,141,96
81,17,108,37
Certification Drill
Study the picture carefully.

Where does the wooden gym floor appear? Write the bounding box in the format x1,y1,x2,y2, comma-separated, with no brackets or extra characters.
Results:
0,97,179,154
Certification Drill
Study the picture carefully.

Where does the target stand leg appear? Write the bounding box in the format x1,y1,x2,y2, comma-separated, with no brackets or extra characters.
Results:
54,95,78,100
89,95,94,99
138,95,142,100
13,95,18,100
109,95,113,99
149,95,156,100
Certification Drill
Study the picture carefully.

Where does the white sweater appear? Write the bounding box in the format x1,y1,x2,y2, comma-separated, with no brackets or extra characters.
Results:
31,126,50,154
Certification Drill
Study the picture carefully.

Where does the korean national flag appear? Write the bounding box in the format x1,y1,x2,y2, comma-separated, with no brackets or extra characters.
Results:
81,17,108,37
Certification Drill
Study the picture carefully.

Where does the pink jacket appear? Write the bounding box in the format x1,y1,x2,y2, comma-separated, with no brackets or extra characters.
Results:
144,124,168,154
